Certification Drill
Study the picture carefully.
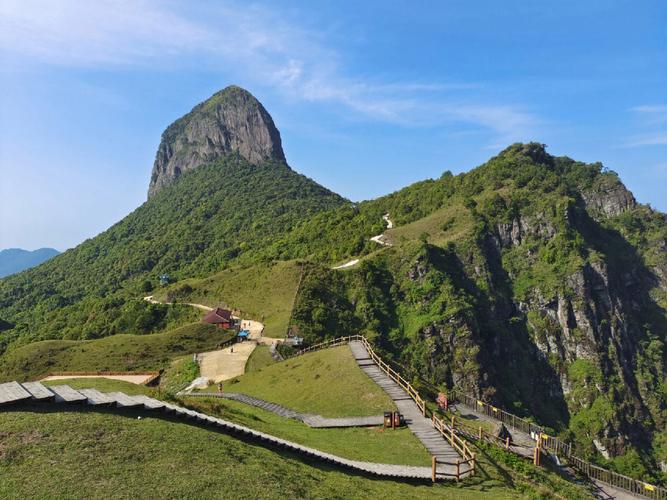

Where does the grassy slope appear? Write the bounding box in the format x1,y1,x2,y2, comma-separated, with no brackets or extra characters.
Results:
245,344,276,372
225,346,395,417
0,157,344,350
0,323,232,382
0,407,530,500
154,260,303,338
184,396,431,466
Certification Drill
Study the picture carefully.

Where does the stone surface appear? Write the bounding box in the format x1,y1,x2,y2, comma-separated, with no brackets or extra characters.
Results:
148,85,286,198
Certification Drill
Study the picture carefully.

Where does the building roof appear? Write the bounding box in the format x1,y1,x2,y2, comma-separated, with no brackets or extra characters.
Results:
202,308,233,324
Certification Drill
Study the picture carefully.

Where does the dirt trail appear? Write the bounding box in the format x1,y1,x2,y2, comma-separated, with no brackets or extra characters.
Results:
198,342,257,383
144,296,280,382
333,214,394,270
143,296,213,311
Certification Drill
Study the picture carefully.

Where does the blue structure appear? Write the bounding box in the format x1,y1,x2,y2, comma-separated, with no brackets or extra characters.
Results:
237,330,250,341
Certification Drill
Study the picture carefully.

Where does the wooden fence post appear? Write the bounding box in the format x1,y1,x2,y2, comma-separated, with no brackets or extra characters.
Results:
472,453,476,476
431,456,437,483
456,459,461,482
478,426,483,440
505,436,510,450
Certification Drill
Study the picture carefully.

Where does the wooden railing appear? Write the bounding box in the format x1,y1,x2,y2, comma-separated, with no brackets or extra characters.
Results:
294,335,476,480
449,389,666,499
294,336,666,497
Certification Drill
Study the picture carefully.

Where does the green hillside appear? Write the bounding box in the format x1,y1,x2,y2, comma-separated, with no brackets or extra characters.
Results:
285,144,667,481
154,260,303,338
0,156,343,352
1,406,591,499
222,346,395,417
0,323,232,382
0,105,664,483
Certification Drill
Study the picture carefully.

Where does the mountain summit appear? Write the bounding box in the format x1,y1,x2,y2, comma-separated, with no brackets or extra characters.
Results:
148,86,286,197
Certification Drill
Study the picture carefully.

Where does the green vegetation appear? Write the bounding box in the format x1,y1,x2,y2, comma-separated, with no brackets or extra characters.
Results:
1,141,665,480
245,344,276,373
184,396,431,466
155,260,303,338
1,408,523,500
0,323,232,382
226,346,396,417
160,356,200,394
0,156,343,352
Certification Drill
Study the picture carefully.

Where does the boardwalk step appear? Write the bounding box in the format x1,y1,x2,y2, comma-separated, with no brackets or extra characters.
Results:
348,341,470,477
107,392,142,408
49,385,88,403
21,382,55,401
0,381,32,405
79,388,115,405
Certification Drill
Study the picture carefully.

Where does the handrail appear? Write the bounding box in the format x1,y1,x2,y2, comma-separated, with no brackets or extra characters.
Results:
448,389,666,499
292,335,666,498
293,335,475,480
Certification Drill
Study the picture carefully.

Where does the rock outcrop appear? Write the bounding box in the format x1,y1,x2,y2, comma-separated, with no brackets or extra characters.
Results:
148,86,286,198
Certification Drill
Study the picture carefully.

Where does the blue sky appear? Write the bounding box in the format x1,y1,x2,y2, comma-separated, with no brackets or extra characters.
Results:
1,0,665,250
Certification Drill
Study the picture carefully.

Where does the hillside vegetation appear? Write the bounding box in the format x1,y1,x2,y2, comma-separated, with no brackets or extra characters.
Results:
224,346,396,417
287,144,667,480
0,323,231,382
0,138,664,480
0,156,343,351
1,406,581,499
154,260,303,338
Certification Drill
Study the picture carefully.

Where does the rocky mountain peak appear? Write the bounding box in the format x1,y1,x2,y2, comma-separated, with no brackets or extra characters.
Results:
147,85,286,198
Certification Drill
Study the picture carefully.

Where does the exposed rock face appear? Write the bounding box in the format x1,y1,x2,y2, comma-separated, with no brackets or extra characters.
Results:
581,181,636,218
148,85,286,198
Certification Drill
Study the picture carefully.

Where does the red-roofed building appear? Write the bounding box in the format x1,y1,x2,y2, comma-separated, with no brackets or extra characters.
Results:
202,308,235,329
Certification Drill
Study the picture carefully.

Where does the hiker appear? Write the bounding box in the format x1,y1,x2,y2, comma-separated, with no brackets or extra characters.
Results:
218,382,223,393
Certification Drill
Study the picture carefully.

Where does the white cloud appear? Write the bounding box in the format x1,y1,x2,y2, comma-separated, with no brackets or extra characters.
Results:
0,0,540,143
623,133,667,148
624,105,667,147
630,105,667,114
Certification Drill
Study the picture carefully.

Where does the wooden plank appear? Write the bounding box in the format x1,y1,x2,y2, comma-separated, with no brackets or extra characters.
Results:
21,382,55,400
48,385,87,403
78,389,115,405
106,392,142,408
131,395,165,410
0,381,32,404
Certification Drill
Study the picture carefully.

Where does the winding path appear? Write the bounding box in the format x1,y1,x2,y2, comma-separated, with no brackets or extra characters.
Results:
348,341,470,477
0,381,442,481
182,391,384,428
332,214,394,270
142,296,283,384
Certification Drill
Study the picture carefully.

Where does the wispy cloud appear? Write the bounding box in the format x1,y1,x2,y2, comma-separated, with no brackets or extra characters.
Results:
623,104,667,147
630,105,667,114
623,133,667,148
0,0,539,144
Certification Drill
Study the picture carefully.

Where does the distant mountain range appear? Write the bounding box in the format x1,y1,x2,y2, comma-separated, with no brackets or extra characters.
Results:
0,248,60,278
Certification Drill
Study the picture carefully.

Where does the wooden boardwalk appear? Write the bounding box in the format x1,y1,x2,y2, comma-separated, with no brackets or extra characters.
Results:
182,391,384,428
348,341,470,477
0,381,443,481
